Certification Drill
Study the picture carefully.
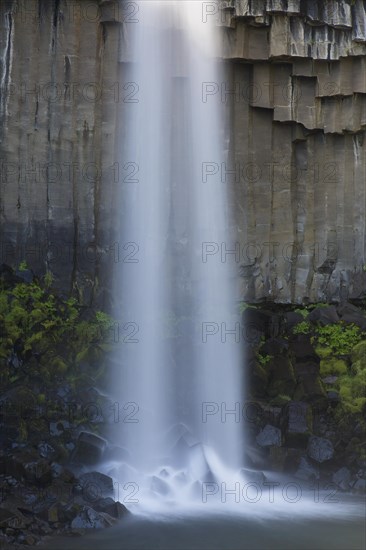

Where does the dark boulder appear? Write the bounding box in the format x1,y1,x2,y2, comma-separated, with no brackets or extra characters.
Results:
70,506,116,529
308,305,339,325
242,308,274,339
78,472,114,503
247,358,268,397
267,356,296,397
239,468,267,484
261,337,289,356
332,467,351,491
294,456,319,482
256,424,282,447
290,336,319,363
285,311,304,330
71,432,107,466
337,303,366,331
94,498,130,519
15,268,34,284
307,436,334,463
285,401,312,447
0,264,22,286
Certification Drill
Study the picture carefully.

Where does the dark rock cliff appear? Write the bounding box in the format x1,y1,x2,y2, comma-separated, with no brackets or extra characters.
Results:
0,0,365,304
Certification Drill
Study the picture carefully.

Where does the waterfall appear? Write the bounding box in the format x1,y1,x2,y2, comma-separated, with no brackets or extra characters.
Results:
115,0,244,511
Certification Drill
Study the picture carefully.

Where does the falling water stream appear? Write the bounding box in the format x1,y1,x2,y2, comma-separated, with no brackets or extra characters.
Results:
113,0,245,510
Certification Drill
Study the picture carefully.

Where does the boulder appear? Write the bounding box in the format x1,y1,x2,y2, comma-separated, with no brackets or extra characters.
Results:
94,499,130,519
293,374,328,409
0,508,19,529
290,336,319,363
267,356,296,397
23,458,53,485
307,436,334,463
0,264,22,286
242,308,275,339
70,506,117,529
239,468,267,484
71,432,107,465
42,503,66,524
337,303,366,331
49,421,70,437
294,457,319,482
0,387,38,416
15,268,34,284
248,358,269,397
308,306,339,325
285,311,304,329
294,361,319,378
79,472,114,503
261,337,289,356
326,390,340,404
38,442,56,460
285,401,312,447
332,467,351,491
0,449,52,484
256,424,282,447
352,478,366,492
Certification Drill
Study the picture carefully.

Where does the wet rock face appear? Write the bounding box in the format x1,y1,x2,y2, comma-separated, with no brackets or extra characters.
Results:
0,0,121,306
220,0,366,303
0,0,365,305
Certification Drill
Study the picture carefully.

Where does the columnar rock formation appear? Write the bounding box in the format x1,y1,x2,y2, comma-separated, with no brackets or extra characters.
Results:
220,0,366,302
0,0,121,304
0,0,365,304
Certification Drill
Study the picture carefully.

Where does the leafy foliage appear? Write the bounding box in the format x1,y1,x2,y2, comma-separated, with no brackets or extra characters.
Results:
312,322,362,356
0,275,115,385
293,320,311,334
294,308,309,318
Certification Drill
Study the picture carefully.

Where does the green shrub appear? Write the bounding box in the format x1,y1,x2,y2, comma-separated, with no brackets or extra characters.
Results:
312,323,363,356
0,275,115,385
258,353,272,366
293,321,311,334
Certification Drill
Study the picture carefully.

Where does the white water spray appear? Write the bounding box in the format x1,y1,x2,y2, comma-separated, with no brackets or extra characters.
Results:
115,0,244,510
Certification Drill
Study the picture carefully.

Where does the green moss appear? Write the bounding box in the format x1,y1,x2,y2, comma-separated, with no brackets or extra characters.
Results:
294,308,309,318
270,394,292,406
312,323,363,356
315,345,333,359
50,356,68,375
351,340,366,363
293,320,311,334
320,358,348,376
333,356,366,414
44,271,54,288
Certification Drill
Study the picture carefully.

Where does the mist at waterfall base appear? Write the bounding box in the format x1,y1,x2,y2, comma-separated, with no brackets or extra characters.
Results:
53,1,364,547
